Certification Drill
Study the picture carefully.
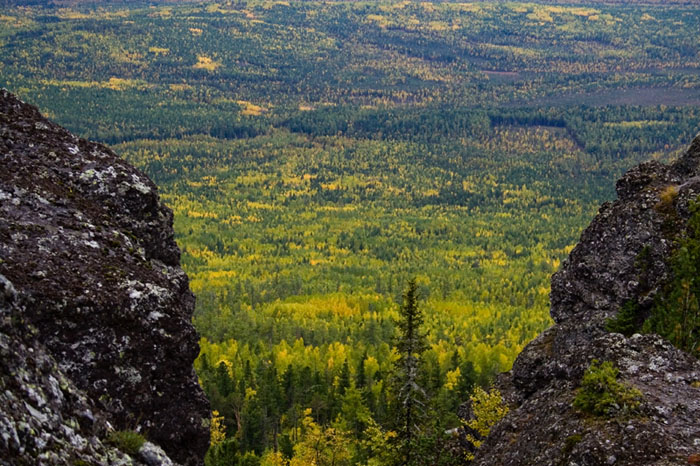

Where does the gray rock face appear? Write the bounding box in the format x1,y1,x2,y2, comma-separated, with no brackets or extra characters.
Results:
0,90,210,465
471,135,700,466
0,273,145,465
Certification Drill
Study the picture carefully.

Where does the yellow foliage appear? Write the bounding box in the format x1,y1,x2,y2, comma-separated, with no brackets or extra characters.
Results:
194,55,221,71
366,14,389,27
105,77,136,90
360,418,397,466
149,8,172,18
247,201,276,210
40,78,148,91
603,120,669,129
464,387,509,461
149,47,170,55
187,210,219,219
291,408,351,466
658,184,679,209
245,387,257,400
428,21,450,31
55,8,91,19
260,451,287,466
0,14,34,27
527,9,553,23
210,410,226,447
237,100,266,116
445,367,460,390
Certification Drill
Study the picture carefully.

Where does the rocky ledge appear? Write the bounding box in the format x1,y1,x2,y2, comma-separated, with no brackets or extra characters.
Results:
470,136,700,465
0,89,210,465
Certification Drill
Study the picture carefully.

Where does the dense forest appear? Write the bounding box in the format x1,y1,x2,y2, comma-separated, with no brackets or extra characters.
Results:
1,0,699,464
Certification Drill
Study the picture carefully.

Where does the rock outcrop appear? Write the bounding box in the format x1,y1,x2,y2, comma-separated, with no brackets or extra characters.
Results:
0,90,210,465
470,136,700,465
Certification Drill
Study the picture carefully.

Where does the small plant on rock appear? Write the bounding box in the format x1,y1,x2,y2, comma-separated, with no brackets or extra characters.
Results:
573,360,642,417
605,300,642,337
107,430,146,456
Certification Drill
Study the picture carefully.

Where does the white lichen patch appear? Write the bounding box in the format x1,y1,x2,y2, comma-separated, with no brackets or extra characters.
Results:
24,385,46,408
10,232,28,242
129,174,151,194
79,169,96,182
121,279,172,312
79,166,118,189
0,416,21,450
23,401,48,424
32,193,50,205
140,442,174,466
46,376,63,403
91,149,111,159
114,366,142,385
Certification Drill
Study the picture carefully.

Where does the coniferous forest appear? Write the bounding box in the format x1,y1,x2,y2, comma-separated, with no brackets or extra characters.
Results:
1,1,699,464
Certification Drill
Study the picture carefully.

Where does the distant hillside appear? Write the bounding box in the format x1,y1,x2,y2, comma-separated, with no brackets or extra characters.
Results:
1,0,697,7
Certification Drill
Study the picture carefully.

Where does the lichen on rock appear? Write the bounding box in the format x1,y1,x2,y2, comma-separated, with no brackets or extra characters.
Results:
467,134,700,466
0,89,210,465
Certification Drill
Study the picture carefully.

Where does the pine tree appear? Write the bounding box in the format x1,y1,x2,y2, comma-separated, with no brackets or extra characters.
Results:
646,201,700,356
357,351,368,389
393,279,427,466
338,360,351,396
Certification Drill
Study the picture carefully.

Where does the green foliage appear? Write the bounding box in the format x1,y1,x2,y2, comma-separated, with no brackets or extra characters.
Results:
106,430,145,456
393,279,428,465
2,1,700,463
239,452,261,466
605,300,642,337
573,360,642,417
290,408,352,466
205,438,242,466
463,387,509,461
645,201,700,357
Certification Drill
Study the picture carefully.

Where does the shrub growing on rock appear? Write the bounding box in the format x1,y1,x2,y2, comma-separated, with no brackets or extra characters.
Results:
106,430,146,456
573,360,642,417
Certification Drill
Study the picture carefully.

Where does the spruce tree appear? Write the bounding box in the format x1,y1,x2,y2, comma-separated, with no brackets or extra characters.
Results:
393,279,428,466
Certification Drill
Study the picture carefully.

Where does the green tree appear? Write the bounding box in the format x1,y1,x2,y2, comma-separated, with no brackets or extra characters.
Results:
645,203,700,356
393,279,428,466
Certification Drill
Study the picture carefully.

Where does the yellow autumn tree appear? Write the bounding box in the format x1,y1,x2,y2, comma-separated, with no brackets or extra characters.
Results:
464,387,509,461
290,408,351,466
210,410,226,447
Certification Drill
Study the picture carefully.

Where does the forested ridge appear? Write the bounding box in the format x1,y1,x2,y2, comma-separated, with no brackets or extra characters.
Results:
1,0,699,464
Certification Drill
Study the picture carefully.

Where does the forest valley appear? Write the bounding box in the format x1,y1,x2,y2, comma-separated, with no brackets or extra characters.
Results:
1,0,699,464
